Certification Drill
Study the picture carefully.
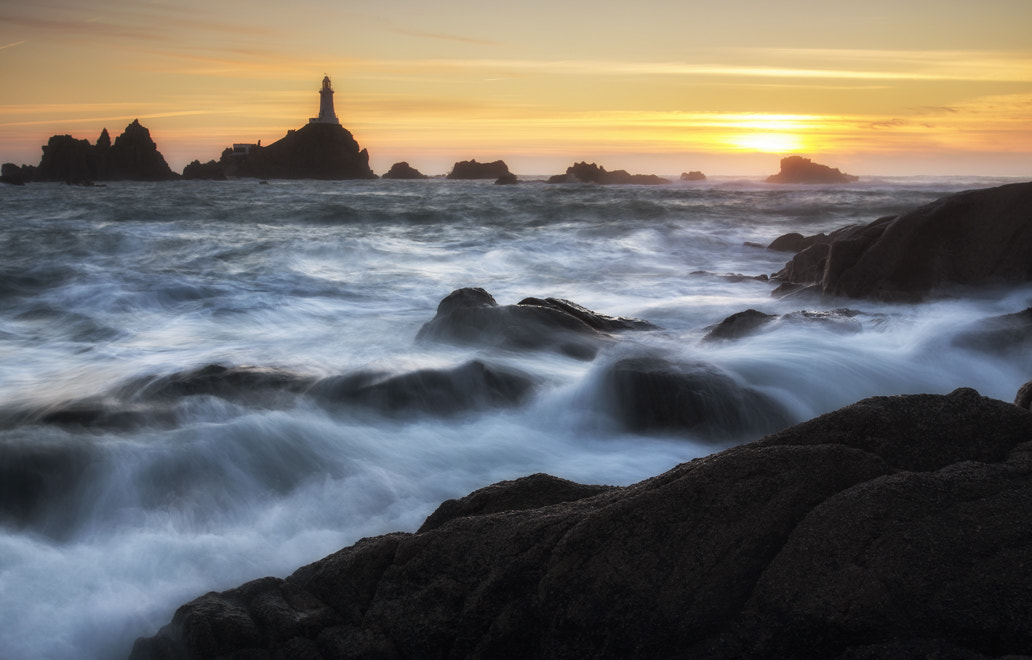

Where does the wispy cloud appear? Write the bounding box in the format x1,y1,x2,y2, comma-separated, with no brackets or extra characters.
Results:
349,51,1032,84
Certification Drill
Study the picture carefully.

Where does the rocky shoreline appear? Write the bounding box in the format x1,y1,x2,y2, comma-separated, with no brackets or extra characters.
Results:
129,385,1032,659
126,177,1032,660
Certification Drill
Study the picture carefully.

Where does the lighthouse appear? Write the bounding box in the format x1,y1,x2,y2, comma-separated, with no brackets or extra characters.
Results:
310,76,340,125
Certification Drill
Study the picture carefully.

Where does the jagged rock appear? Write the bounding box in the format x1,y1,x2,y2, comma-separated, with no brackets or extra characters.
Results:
548,161,669,185
109,120,176,181
222,123,375,180
35,120,176,182
416,288,654,359
680,171,706,181
765,155,858,184
181,159,226,180
494,172,519,185
130,388,1032,660
381,162,428,180
772,181,1032,300
446,159,511,180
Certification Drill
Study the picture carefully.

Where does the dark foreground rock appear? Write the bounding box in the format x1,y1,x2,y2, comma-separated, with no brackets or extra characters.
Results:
416,287,656,359
547,161,669,185
772,181,1032,300
765,155,858,184
446,159,510,180
130,387,1032,660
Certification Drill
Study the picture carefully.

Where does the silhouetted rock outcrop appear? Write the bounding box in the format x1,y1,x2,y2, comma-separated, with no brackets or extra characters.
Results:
680,170,706,181
108,120,176,180
772,181,1032,300
0,162,33,185
35,121,176,182
130,387,1032,660
766,155,858,184
181,160,226,180
494,172,519,185
447,159,511,180
381,162,428,179
221,123,375,180
548,161,669,185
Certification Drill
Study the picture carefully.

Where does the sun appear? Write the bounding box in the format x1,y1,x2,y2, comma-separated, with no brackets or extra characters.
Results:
729,132,806,153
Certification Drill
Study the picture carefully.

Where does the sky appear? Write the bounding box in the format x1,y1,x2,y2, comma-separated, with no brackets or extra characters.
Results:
1,0,1031,177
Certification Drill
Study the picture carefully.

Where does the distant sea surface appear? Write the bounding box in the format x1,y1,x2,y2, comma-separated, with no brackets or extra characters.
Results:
2,176,1030,659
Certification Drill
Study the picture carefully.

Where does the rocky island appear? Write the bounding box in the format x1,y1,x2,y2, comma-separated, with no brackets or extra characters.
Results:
382,162,429,180
548,161,669,185
8,120,178,183
766,155,858,184
446,159,512,180
219,122,375,180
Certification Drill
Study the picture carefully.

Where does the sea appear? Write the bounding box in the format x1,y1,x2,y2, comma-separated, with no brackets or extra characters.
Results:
1,175,1030,659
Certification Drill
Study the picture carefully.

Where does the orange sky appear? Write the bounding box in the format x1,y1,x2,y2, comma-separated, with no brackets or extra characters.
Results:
1,0,1031,176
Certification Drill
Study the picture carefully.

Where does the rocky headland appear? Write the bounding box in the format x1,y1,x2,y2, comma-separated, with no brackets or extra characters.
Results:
129,385,1032,659
768,180,1032,300
766,155,858,184
548,161,669,185
220,122,375,180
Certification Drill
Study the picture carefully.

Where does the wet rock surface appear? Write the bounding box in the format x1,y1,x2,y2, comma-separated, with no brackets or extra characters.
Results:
130,387,1032,660
416,287,655,359
771,181,1032,300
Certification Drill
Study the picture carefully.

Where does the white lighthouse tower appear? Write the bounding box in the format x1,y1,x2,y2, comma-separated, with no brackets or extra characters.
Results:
310,75,340,125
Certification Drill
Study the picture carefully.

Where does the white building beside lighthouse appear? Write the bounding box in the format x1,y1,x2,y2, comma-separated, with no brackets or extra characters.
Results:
310,76,340,125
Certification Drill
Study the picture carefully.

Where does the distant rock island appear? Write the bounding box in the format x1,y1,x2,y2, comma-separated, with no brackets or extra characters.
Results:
447,159,511,180
381,162,429,180
6,120,178,183
548,161,669,185
766,155,858,184
681,171,706,181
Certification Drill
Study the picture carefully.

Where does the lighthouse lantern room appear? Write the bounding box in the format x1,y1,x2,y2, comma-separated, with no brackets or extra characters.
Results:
310,76,340,125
